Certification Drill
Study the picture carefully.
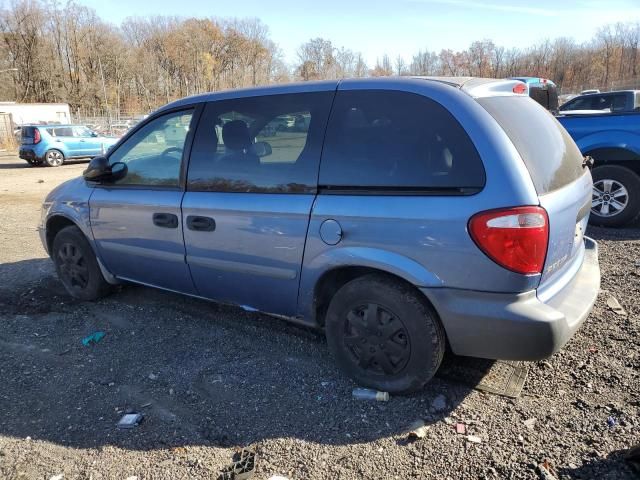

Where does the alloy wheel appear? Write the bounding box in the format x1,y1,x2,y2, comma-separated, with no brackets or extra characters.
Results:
46,150,64,166
592,179,628,217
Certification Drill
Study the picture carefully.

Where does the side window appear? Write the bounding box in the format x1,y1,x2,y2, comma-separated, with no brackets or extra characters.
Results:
108,109,194,187
73,126,92,137
562,97,592,111
188,92,333,193
611,94,627,112
593,95,612,111
319,90,485,190
51,127,73,137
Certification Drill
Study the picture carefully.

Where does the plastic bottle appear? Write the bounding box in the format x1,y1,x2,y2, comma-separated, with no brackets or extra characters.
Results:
352,388,389,401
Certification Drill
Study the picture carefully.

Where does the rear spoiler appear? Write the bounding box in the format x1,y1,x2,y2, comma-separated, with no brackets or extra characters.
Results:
416,76,528,99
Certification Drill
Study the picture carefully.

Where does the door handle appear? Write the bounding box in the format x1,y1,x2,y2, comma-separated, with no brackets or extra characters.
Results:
152,212,179,228
186,215,216,232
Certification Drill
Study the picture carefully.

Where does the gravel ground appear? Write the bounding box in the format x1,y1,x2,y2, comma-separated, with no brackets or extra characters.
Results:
0,153,638,480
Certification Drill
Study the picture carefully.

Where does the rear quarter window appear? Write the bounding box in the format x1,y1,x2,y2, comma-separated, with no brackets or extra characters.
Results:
478,96,584,194
319,90,485,192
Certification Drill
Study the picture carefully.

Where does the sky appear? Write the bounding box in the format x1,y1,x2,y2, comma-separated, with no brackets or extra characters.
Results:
76,0,640,66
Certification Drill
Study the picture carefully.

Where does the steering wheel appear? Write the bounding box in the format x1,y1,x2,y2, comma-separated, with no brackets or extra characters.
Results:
160,146,183,160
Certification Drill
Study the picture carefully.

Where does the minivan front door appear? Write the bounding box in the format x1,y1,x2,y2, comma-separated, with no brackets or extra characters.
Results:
182,91,335,316
90,108,197,294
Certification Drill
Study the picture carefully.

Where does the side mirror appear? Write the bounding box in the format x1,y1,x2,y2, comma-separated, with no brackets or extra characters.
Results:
109,162,128,181
90,131,98,137
83,157,127,182
252,141,272,157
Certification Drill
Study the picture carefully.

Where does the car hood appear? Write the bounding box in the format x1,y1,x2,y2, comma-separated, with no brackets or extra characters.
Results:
44,176,92,204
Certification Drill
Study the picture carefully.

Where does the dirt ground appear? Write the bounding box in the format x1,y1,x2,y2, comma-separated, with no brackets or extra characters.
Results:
0,152,638,480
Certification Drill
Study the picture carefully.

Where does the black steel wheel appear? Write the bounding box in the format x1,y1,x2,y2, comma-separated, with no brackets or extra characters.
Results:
343,303,411,376
52,225,111,301
325,273,445,394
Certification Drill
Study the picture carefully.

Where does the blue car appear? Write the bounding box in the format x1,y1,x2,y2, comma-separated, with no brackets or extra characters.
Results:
40,77,600,393
19,124,119,167
558,110,640,226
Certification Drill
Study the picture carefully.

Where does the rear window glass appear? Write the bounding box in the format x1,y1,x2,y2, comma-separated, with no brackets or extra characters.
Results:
478,96,584,194
319,90,485,191
21,127,35,138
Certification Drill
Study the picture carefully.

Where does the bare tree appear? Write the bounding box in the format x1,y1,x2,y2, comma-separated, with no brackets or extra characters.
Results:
1,0,639,115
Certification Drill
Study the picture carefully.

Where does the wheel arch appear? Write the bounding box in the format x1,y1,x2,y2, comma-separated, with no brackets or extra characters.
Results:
45,213,119,284
45,214,77,254
584,147,640,176
45,147,66,158
311,265,444,332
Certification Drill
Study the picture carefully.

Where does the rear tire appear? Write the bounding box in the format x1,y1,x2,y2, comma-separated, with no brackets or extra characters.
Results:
44,149,65,167
590,165,640,227
52,226,111,301
325,274,445,394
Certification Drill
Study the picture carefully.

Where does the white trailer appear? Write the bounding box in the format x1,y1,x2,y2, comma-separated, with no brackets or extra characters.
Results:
0,102,71,126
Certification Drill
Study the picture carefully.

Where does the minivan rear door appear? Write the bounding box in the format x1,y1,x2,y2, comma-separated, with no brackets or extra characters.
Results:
477,96,591,292
182,90,335,316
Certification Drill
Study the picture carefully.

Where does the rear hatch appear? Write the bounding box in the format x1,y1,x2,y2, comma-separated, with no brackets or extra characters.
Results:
477,96,592,293
20,126,38,145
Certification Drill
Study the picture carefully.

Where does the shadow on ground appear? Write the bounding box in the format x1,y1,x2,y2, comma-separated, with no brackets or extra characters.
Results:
587,222,640,242
558,447,639,479
0,154,89,169
0,258,491,452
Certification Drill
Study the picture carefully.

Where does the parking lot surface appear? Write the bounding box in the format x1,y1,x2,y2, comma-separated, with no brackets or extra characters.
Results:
0,153,638,479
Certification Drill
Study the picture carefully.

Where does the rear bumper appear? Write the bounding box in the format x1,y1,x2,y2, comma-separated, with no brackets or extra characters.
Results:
19,148,40,161
424,237,600,361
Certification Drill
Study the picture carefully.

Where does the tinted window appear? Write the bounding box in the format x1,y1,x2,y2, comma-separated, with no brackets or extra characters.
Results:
592,95,614,111
478,96,584,194
48,127,74,137
610,94,627,112
560,96,593,111
319,90,485,191
108,109,194,186
188,92,333,193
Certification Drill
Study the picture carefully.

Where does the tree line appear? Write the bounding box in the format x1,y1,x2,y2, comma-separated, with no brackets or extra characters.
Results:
1,0,639,117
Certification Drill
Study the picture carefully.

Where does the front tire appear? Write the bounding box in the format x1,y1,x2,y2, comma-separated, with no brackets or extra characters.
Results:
52,226,111,301
44,149,65,167
325,274,446,394
590,165,640,227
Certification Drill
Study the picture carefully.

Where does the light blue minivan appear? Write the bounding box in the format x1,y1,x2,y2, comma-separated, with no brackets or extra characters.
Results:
39,77,600,393
19,124,119,167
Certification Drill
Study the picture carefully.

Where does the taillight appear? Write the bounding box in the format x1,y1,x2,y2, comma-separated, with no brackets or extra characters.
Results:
512,83,527,94
33,128,41,144
468,206,549,275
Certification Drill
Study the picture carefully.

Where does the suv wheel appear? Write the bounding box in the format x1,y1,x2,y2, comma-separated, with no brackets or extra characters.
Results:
52,226,111,301
44,149,65,167
325,274,445,394
590,165,640,227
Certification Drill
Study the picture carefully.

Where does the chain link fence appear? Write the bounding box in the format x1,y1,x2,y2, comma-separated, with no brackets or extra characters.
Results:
0,113,18,150
73,108,152,137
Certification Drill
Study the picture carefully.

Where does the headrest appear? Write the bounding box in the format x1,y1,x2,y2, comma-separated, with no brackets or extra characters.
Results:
222,120,252,151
